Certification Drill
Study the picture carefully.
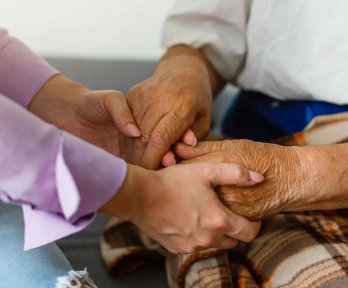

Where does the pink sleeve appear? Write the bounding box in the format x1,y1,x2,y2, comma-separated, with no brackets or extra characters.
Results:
0,95,127,250
0,28,59,107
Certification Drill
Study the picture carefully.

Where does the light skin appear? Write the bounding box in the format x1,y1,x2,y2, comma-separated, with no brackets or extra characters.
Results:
28,74,141,158
100,162,263,254
175,139,348,220
28,74,262,253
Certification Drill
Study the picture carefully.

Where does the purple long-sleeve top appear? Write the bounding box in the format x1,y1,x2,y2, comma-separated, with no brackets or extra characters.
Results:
0,28,127,250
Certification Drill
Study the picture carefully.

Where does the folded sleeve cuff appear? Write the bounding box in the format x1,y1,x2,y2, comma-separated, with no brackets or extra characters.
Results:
24,131,127,250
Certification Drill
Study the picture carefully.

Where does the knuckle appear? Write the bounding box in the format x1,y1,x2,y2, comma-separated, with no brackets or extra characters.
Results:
181,244,197,254
172,97,195,116
231,226,243,239
128,83,142,94
180,96,195,110
127,87,136,102
106,90,124,100
209,214,229,230
232,165,245,179
134,136,149,150
243,226,260,243
201,164,216,176
244,232,256,243
168,248,179,254
103,90,126,108
197,235,214,248
128,86,136,95
151,130,171,148
128,84,147,101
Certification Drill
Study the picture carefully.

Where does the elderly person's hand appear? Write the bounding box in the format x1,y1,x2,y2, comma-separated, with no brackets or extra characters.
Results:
125,45,225,169
175,139,314,220
28,74,141,158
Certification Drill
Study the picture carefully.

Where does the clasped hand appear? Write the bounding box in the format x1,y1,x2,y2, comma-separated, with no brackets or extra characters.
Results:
175,140,303,220
29,74,263,253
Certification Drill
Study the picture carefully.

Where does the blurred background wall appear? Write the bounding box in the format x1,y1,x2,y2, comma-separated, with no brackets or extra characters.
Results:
0,0,236,130
0,0,174,59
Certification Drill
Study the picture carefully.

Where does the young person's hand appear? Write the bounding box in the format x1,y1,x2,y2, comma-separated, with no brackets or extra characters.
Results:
100,162,263,254
28,75,141,158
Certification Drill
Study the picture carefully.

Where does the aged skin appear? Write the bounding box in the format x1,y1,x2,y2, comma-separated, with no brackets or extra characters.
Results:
175,140,348,220
125,45,225,169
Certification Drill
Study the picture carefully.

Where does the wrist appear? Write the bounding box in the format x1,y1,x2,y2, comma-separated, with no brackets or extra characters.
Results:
98,164,157,222
258,144,304,215
157,45,224,95
286,144,348,211
156,54,210,82
28,74,89,127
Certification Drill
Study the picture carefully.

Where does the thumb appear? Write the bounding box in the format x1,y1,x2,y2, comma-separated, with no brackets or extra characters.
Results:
175,140,228,160
102,90,141,137
181,129,197,147
207,163,264,187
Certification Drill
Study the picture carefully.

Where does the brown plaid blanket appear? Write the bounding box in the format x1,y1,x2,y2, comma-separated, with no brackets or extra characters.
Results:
101,112,348,288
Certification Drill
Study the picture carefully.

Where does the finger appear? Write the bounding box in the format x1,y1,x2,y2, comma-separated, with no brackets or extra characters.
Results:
217,236,238,250
191,230,237,251
174,141,227,160
189,114,211,140
208,163,264,187
222,206,261,242
118,133,127,160
141,110,195,169
161,150,176,167
181,129,197,146
104,90,141,138
179,152,223,165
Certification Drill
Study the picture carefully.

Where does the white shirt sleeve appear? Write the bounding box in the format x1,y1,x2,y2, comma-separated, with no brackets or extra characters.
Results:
162,0,251,81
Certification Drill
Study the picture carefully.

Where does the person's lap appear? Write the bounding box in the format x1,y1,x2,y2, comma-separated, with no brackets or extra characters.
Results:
223,90,348,287
0,202,73,287
222,90,348,142
239,211,348,287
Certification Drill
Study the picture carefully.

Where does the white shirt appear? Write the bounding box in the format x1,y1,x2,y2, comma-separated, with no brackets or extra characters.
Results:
162,0,348,104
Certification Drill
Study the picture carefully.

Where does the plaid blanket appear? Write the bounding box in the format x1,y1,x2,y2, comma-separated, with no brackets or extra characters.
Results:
101,112,348,288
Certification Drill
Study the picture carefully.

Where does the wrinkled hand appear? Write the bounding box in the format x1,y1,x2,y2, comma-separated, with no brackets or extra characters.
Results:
126,55,213,169
102,162,263,254
29,75,141,157
175,140,302,220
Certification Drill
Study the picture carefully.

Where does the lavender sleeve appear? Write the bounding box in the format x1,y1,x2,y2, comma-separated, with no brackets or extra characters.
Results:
0,28,127,250
0,95,127,250
0,28,58,107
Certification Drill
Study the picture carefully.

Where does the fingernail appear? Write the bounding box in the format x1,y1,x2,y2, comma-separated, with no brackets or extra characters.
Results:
249,171,264,183
126,123,141,137
162,157,176,167
191,137,197,147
